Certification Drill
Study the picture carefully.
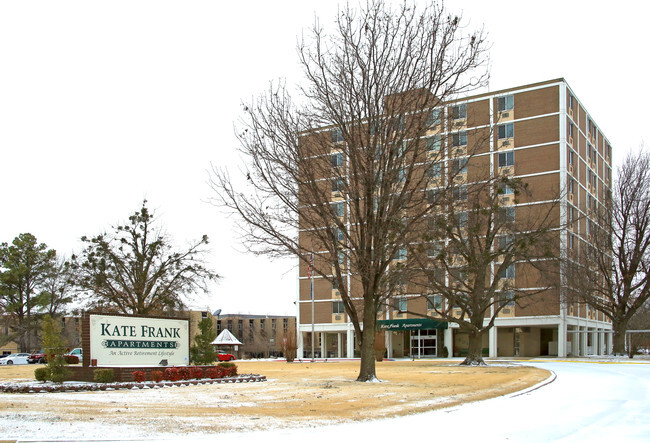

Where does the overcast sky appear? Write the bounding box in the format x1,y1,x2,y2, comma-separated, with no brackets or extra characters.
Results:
1,0,648,316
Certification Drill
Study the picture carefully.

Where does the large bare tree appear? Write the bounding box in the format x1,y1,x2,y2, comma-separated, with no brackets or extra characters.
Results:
408,174,559,365
566,149,650,355
72,201,219,315
211,1,488,381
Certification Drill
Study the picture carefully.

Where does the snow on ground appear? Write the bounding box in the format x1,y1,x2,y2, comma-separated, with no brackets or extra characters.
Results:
3,359,650,442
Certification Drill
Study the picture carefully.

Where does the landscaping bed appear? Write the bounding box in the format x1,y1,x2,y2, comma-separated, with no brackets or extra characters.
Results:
0,373,266,393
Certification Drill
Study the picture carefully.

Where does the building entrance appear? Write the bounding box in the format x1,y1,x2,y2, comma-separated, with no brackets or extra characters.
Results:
410,329,437,358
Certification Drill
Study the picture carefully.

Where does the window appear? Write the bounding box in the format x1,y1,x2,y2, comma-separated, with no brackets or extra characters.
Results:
369,120,382,136
337,251,345,265
568,123,574,139
332,178,344,193
568,94,574,112
452,158,468,175
498,151,514,167
427,188,441,204
390,116,405,132
569,150,574,166
427,294,442,310
498,207,515,223
332,277,345,290
395,297,408,312
426,135,441,152
499,264,515,280
568,204,577,224
587,118,596,138
331,202,344,217
427,162,442,178
568,178,575,195
332,301,345,315
331,152,344,167
498,95,514,112
394,247,407,260
498,235,514,251
333,227,345,241
568,232,575,250
498,123,514,139
398,167,407,183
283,318,288,333
450,104,467,120
427,108,442,127
452,131,467,147
499,184,514,195
453,185,468,201
331,128,343,143
456,211,468,228
260,319,265,330
499,290,515,307
428,242,443,258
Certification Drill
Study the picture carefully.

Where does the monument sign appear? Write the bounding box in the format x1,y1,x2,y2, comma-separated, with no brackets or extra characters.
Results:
89,313,190,366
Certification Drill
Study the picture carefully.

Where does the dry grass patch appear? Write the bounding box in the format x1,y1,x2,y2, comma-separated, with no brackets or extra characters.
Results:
0,360,548,434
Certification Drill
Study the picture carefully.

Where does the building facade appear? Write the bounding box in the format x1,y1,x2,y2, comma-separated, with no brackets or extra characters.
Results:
297,78,613,359
216,314,296,358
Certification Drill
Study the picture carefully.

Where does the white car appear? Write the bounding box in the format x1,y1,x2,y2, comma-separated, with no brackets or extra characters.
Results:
0,353,30,365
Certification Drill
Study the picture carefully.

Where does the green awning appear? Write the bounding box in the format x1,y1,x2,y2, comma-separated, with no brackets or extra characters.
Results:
377,318,448,331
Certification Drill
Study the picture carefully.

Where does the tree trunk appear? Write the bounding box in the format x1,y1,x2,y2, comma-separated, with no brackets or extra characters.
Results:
460,330,486,366
612,319,627,356
356,300,378,381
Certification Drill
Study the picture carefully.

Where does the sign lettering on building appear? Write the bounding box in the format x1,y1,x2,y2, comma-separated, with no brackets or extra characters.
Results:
90,314,189,366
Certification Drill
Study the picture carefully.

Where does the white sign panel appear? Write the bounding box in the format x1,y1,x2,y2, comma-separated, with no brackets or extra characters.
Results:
90,314,189,366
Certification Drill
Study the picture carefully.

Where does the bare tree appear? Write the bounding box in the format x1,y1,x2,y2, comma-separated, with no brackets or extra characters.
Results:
408,174,559,365
40,257,75,317
566,149,650,355
72,201,219,315
211,1,488,381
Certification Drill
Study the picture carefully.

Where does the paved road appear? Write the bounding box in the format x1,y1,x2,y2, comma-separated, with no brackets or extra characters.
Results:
222,360,650,443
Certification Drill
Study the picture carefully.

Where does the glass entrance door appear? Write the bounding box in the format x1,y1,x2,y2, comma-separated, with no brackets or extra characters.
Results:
410,329,438,358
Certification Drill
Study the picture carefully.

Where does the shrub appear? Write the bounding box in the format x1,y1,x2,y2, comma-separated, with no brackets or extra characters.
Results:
218,362,237,377
64,355,79,365
41,315,70,383
178,367,191,380
93,369,115,383
132,371,146,382
189,367,203,379
34,367,50,382
163,367,180,382
205,368,220,379
441,346,449,358
150,370,164,383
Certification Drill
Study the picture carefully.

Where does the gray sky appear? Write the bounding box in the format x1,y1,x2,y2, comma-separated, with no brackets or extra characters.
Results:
1,0,648,316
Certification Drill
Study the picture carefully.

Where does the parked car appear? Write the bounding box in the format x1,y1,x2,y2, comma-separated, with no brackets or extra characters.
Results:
217,350,235,361
0,353,31,365
28,350,47,364
64,348,82,364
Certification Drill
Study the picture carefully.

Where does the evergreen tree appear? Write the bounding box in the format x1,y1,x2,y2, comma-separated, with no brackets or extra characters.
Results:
190,318,217,365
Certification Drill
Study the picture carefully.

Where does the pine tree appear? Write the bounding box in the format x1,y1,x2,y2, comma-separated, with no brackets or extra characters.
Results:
190,318,217,365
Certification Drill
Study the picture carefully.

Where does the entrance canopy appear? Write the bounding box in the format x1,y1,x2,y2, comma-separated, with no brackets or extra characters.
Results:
210,329,243,346
377,318,448,331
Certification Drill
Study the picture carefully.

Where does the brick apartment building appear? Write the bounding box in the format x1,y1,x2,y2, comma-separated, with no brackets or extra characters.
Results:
296,78,613,359
216,313,296,358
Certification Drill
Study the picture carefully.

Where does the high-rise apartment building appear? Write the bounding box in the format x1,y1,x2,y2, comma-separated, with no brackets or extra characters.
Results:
296,78,613,359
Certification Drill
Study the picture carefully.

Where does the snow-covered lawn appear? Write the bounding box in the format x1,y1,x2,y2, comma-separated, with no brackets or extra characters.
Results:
3,359,650,442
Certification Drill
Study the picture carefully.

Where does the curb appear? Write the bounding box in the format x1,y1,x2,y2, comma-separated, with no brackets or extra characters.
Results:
0,374,267,394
